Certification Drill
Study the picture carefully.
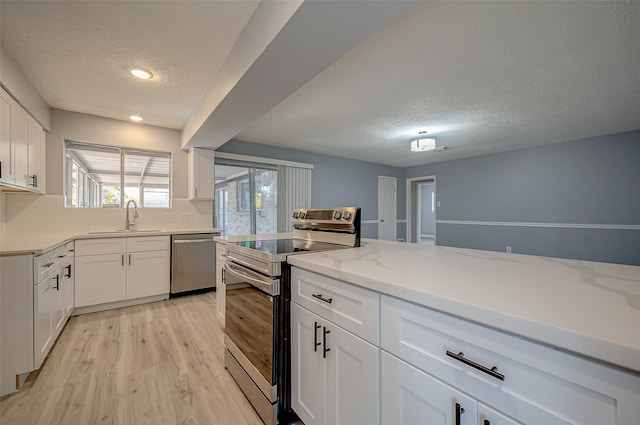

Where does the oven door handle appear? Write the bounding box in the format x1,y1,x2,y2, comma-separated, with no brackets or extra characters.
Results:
224,262,280,296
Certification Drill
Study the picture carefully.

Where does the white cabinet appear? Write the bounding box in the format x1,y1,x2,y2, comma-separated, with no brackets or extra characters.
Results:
0,89,14,185
188,147,215,200
216,242,226,325
34,274,55,369
1,254,34,396
126,250,171,299
381,295,638,425
382,352,477,425
0,86,45,192
290,268,380,425
62,243,75,318
32,243,74,370
75,236,170,309
27,117,45,192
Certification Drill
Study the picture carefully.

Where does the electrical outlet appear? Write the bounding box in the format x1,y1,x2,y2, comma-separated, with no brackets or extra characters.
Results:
506,246,512,253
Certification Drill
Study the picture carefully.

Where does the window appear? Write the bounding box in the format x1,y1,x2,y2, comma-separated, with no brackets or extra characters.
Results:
65,141,171,208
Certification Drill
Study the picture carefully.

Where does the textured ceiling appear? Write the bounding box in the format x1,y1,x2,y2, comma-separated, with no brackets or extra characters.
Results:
0,1,260,129
1,1,639,168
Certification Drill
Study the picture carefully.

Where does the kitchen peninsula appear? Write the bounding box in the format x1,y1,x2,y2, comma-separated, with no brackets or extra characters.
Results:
287,239,640,425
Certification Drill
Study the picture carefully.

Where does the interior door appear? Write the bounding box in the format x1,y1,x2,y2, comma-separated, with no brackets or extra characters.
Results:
378,176,397,241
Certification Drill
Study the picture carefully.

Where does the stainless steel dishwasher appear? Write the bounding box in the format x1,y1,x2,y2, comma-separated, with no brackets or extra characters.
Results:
171,233,217,296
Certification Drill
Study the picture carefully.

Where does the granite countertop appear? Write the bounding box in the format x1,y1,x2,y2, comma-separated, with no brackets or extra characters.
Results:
287,238,640,373
0,228,223,256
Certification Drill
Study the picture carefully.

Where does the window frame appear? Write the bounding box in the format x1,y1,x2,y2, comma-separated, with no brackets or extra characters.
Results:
64,140,172,208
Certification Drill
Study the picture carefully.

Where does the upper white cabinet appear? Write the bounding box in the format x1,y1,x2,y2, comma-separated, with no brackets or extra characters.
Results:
0,86,45,192
188,147,215,200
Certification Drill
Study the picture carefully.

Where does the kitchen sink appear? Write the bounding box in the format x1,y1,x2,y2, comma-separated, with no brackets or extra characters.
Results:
87,229,161,234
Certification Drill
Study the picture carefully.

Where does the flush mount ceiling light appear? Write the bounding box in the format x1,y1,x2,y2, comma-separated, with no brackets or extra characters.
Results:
410,131,436,152
130,68,153,80
129,115,143,122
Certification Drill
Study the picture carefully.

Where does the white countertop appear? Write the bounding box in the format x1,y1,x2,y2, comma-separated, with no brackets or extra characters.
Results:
0,228,223,256
287,239,640,373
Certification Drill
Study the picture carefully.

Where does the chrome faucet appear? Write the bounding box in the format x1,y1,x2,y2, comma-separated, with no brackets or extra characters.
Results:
126,199,139,231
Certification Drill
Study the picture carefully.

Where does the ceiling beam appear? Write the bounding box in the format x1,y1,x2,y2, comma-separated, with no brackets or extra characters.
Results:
182,0,414,150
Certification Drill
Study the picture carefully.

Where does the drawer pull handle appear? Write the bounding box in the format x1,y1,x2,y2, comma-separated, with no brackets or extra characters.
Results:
43,262,54,268
446,350,505,381
312,293,333,304
313,322,321,352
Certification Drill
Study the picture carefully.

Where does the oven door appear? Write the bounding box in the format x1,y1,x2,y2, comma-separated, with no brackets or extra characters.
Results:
224,260,280,402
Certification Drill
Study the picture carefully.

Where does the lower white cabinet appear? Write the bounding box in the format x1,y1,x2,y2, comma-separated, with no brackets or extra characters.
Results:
75,236,170,308
126,250,171,299
33,242,74,370
381,295,638,425
383,351,486,425
291,268,380,425
75,253,127,307
34,276,55,369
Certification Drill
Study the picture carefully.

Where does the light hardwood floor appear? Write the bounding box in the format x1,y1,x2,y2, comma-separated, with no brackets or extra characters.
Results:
0,292,264,425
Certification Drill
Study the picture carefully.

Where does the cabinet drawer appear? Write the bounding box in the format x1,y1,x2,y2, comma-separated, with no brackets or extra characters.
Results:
291,267,379,345
52,245,67,262
75,238,126,256
33,252,55,283
381,295,619,425
64,241,75,257
126,236,170,252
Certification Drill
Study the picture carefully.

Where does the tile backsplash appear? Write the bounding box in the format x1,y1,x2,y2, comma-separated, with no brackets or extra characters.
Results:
4,194,213,236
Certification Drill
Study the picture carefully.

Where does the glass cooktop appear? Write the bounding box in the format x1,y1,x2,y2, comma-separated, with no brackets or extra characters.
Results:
229,238,349,256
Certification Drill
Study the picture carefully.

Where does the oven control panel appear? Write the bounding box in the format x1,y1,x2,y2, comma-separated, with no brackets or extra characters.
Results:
291,207,360,226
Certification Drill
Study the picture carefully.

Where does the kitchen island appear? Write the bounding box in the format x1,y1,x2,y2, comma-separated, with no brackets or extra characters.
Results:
287,239,640,425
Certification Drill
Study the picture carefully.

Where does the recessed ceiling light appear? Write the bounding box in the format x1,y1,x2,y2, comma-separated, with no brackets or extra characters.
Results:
129,115,143,122
130,68,153,80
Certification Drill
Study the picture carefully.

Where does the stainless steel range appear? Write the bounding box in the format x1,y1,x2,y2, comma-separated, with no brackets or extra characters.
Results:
223,207,361,425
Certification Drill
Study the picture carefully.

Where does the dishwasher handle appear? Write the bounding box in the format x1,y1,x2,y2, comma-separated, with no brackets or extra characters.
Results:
173,238,213,244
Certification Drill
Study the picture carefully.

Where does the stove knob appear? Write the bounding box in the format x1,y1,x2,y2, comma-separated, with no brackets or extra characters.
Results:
293,211,299,218
299,212,306,219
343,211,352,220
333,211,342,220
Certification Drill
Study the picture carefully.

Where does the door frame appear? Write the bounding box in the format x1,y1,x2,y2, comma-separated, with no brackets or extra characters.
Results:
406,175,436,244
378,175,397,241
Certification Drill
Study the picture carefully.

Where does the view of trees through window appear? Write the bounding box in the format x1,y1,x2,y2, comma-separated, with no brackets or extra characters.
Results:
65,141,171,208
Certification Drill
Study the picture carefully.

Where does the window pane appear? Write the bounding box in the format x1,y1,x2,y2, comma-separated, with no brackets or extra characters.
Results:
255,169,277,234
66,141,121,208
124,150,171,208
65,141,171,208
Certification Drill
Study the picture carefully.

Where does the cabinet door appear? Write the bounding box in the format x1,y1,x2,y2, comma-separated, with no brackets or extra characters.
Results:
478,403,521,425
10,104,29,188
27,118,43,191
126,250,170,299
34,278,54,369
291,303,325,425
51,273,66,338
63,260,74,318
75,253,127,307
325,320,379,425
382,351,477,425
0,90,13,184
188,148,214,200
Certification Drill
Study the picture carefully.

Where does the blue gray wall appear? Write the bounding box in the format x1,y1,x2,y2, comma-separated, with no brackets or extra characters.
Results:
217,140,405,239
405,130,640,265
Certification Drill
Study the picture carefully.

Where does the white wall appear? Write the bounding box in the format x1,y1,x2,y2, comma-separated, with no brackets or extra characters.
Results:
2,109,213,237
0,47,50,130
